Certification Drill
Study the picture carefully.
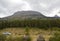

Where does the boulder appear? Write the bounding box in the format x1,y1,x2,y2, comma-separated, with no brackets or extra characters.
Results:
22,35,31,41
37,35,45,41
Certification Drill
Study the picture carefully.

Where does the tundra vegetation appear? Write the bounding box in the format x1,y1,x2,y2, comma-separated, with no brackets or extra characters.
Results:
0,19,60,41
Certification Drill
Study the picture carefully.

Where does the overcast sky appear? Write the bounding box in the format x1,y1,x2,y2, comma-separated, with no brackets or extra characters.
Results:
0,0,60,18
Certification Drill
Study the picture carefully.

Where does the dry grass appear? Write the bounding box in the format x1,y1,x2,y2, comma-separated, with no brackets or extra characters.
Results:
0,27,60,41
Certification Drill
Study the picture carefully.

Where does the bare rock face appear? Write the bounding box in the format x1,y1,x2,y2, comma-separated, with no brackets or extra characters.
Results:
37,35,45,41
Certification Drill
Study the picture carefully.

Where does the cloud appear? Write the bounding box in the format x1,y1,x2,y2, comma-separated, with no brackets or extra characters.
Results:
24,0,60,17
0,0,60,17
0,0,32,18
40,3,48,8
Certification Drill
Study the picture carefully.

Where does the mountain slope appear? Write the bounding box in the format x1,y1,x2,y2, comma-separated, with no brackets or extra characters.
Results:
2,11,46,20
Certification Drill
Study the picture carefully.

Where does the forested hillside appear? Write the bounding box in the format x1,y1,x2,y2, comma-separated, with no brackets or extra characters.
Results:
0,19,60,29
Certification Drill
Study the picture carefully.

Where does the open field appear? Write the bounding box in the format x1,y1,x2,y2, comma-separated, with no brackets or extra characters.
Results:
0,27,60,41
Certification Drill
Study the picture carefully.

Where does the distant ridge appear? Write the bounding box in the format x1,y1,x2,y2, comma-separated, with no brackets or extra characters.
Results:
2,11,46,20
1,11,60,20
54,15,60,18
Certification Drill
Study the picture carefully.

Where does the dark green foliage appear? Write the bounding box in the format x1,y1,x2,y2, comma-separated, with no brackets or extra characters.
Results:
25,27,30,35
0,19,60,29
0,34,6,41
22,27,31,41
49,33,60,41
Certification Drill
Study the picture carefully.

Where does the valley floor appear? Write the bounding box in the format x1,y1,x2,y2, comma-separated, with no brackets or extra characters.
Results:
0,27,60,41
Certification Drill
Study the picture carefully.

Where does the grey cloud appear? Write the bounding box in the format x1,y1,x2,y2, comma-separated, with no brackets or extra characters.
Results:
0,0,60,17
0,0,32,17
24,0,60,16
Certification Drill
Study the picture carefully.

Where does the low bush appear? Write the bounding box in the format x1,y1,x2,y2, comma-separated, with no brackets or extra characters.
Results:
49,32,60,41
0,34,6,41
6,35,31,41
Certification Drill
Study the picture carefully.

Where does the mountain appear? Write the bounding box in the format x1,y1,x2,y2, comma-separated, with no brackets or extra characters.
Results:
46,15,60,19
54,15,60,18
1,11,60,20
2,11,46,20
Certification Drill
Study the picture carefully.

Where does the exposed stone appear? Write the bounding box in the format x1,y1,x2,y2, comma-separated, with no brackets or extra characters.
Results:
2,32,11,35
23,35,31,41
37,35,45,41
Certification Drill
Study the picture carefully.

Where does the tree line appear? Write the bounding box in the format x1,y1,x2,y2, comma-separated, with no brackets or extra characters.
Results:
0,19,60,29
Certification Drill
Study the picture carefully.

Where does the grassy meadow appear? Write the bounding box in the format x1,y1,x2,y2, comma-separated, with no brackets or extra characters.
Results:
0,27,60,41
0,19,60,41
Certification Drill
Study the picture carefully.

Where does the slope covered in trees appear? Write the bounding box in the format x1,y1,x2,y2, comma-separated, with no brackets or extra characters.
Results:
0,19,60,29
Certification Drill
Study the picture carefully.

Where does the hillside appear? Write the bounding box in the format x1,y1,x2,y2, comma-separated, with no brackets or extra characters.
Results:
0,11,60,20
2,11,46,20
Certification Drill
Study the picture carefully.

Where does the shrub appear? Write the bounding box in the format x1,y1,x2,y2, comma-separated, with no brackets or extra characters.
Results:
7,36,31,41
6,36,22,41
1,19,60,29
25,27,30,35
0,34,6,41
49,32,60,41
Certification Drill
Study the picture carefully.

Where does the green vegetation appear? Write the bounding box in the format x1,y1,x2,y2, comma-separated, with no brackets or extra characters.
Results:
0,34,6,41
0,27,31,41
0,19,60,29
0,19,60,41
49,32,60,41
25,27,30,35
0,28,60,41
6,36,22,41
